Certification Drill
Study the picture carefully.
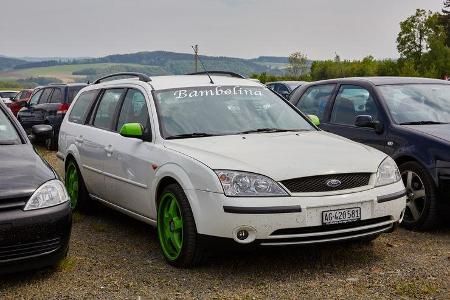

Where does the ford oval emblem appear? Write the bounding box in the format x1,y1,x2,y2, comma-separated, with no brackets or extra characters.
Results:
326,179,342,188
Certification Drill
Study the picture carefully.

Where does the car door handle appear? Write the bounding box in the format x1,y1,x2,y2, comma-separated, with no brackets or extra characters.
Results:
104,145,113,156
75,136,84,143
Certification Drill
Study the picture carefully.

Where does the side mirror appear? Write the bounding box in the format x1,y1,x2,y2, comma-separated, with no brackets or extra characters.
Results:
308,114,321,126
31,124,53,139
355,115,384,133
119,123,144,139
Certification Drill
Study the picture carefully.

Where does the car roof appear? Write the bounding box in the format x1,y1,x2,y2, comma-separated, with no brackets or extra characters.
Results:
307,76,450,86
93,75,263,90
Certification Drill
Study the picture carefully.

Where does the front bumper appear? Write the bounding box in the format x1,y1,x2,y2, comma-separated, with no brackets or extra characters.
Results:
186,180,406,245
0,201,72,275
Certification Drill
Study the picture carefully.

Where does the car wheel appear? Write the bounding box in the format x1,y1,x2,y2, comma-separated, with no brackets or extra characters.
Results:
157,184,205,267
65,160,91,212
399,161,440,230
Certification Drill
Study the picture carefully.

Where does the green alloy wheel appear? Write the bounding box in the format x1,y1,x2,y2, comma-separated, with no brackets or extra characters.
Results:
65,161,79,209
158,192,184,260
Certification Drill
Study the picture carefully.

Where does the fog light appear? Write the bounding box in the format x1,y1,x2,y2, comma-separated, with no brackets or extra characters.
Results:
237,230,249,240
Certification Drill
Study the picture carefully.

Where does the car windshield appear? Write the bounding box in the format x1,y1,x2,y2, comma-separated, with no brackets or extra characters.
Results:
379,84,450,124
0,107,21,144
154,85,314,138
0,92,17,98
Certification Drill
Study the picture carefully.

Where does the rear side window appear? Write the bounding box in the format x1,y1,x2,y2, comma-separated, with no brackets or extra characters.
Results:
68,86,84,103
296,84,336,120
116,89,150,134
38,88,52,104
29,89,43,105
68,90,99,124
93,89,124,130
49,88,63,103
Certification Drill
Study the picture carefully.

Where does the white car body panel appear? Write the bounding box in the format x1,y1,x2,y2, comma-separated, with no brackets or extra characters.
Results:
58,75,406,246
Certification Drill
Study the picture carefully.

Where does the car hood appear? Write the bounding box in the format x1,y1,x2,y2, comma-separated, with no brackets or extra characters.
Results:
163,131,386,181
403,124,450,143
0,145,56,199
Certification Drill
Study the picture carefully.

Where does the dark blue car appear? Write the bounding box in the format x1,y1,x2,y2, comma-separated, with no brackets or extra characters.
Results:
290,77,450,230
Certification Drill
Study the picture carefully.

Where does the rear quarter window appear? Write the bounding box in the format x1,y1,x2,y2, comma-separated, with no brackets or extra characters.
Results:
68,90,99,124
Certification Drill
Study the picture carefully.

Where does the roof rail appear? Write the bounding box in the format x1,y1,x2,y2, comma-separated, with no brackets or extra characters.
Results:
187,71,246,79
93,72,151,84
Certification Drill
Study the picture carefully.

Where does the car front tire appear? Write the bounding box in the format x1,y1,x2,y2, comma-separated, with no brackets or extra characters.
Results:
157,183,205,267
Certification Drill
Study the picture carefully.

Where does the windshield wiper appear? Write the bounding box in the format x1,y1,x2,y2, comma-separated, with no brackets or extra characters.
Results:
238,128,304,134
399,121,448,125
166,132,217,140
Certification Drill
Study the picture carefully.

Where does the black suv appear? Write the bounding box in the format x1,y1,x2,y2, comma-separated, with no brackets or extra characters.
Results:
17,83,86,150
290,77,450,230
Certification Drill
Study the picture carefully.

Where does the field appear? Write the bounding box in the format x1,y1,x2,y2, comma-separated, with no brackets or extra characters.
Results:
0,147,449,299
0,63,153,83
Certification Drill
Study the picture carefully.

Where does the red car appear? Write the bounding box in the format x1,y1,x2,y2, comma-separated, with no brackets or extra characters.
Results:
8,89,34,116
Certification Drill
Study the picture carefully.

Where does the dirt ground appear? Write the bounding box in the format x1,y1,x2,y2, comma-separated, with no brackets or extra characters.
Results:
0,147,449,299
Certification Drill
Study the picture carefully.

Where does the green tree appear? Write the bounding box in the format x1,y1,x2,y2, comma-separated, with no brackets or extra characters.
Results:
441,0,450,46
396,9,443,68
287,52,308,77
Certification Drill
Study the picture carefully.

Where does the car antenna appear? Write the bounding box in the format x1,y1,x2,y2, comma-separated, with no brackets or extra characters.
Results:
191,45,214,84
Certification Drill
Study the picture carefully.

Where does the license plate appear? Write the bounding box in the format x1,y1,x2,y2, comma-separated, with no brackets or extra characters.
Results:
322,207,361,225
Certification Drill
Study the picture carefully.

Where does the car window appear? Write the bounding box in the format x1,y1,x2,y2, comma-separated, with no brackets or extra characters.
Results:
29,89,43,105
68,86,84,103
93,89,124,130
49,88,63,103
21,91,32,99
38,88,52,104
266,84,275,91
278,84,290,94
0,107,21,144
13,92,22,101
116,89,150,134
296,84,336,120
330,85,379,126
68,90,99,124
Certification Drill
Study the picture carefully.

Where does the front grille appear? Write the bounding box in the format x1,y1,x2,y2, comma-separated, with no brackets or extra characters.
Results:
0,196,28,211
271,216,391,236
281,173,371,193
0,237,61,262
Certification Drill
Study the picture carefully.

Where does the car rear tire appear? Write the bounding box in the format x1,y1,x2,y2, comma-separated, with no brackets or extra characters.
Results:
65,160,91,212
157,183,205,267
399,161,440,230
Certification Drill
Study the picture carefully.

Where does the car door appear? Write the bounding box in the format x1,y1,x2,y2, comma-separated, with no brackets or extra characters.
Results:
320,84,387,152
80,88,125,201
102,88,155,217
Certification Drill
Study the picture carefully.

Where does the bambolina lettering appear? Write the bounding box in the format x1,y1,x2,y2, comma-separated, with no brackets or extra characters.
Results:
174,86,263,99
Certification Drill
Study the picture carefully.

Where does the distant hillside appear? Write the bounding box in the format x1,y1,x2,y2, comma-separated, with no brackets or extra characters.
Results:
0,56,27,70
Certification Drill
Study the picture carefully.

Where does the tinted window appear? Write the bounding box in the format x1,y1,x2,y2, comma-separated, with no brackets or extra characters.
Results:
116,89,150,134
296,84,335,119
278,84,290,94
0,108,21,144
331,85,378,125
69,90,99,124
38,88,52,104
49,88,63,103
29,89,43,105
68,86,85,103
93,89,124,130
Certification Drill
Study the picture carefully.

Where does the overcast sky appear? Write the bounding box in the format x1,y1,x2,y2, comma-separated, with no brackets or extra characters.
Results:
0,0,444,60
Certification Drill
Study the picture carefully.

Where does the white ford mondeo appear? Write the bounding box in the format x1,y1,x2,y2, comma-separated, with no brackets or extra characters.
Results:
58,72,406,267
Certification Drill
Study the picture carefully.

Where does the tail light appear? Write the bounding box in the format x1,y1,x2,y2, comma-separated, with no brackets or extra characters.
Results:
57,103,70,115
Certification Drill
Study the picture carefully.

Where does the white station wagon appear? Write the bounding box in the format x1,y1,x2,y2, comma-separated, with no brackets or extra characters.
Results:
58,72,406,267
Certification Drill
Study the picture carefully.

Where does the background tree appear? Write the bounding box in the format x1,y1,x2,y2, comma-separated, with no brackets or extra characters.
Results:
441,0,450,46
287,52,308,77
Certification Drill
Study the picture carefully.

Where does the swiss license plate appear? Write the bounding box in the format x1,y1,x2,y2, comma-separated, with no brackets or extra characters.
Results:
322,207,361,225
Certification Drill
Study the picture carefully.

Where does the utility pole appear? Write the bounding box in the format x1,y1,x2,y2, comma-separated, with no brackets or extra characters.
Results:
193,44,199,72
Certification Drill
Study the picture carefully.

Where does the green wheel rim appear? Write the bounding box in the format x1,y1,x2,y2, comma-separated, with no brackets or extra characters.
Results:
65,162,79,209
157,192,183,261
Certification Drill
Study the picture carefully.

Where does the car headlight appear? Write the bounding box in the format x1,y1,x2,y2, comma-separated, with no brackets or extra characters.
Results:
214,170,288,197
376,157,401,187
24,180,69,211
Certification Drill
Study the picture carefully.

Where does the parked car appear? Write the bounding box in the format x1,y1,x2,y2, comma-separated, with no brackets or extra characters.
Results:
58,72,406,267
290,77,450,230
266,81,307,99
0,90,19,106
0,101,72,275
17,83,86,150
8,89,33,116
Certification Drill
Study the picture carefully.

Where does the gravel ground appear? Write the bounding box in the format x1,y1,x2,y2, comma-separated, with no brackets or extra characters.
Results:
0,147,449,299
